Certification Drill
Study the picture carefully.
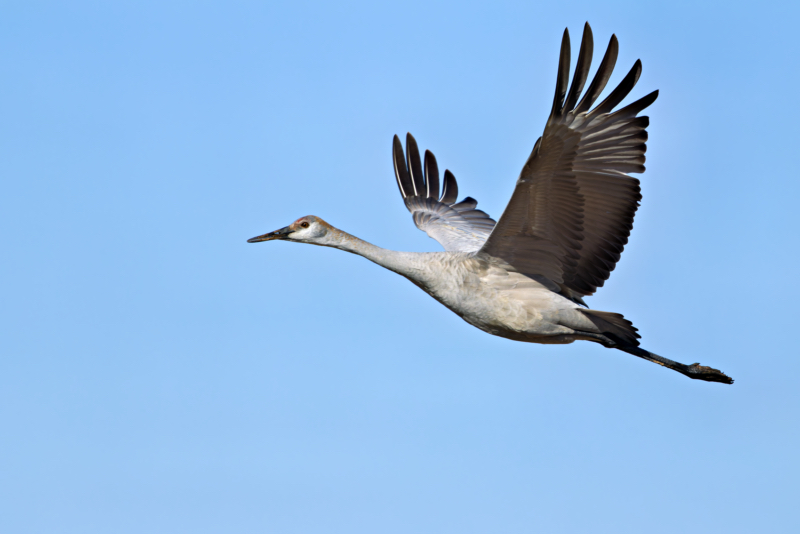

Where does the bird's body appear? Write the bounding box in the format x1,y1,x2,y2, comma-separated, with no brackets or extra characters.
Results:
249,23,733,384
332,240,584,341
409,254,570,342
299,223,638,344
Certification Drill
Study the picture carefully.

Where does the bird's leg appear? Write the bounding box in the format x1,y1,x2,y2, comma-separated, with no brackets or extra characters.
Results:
574,331,734,384
616,345,734,384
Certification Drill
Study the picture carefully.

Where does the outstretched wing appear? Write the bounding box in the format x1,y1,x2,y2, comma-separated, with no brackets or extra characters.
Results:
393,133,496,252
479,23,658,300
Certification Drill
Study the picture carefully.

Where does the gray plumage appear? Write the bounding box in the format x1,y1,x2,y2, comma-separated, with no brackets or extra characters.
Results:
248,23,733,384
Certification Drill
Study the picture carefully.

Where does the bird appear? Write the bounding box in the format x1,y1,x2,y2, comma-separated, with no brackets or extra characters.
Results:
248,23,733,384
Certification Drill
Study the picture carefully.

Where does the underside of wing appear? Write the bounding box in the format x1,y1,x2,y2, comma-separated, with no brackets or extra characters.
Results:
480,23,658,301
393,133,496,252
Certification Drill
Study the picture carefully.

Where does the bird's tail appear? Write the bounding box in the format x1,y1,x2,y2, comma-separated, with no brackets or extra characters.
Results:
578,309,641,346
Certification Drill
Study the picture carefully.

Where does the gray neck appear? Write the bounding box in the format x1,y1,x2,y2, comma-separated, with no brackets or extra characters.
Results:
321,227,423,279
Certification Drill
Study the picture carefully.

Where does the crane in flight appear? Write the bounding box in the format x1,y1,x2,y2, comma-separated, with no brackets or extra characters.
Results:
248,23,733,384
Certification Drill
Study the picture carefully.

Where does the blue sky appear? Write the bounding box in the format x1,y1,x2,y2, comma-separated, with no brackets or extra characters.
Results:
2,1,799,533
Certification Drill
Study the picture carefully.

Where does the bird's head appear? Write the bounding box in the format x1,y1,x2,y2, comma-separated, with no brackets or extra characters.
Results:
247,215,333,245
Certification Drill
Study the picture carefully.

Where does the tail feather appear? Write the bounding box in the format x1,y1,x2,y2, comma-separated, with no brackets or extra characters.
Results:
578,309,641,346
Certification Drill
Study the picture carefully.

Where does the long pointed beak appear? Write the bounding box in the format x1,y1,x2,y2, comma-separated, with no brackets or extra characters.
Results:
247,226,292,243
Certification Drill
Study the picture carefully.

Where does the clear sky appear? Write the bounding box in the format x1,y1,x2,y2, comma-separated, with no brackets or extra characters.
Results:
2,1,799,533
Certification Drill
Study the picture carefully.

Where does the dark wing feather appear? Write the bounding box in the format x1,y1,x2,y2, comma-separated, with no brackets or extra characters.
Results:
392,134,496,252
479,22,658,300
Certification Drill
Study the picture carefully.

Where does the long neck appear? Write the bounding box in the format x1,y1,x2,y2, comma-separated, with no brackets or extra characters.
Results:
321,227,424,279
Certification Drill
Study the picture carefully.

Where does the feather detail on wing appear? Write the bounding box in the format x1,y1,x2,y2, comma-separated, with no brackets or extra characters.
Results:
393,133,496,252
479,23,658,301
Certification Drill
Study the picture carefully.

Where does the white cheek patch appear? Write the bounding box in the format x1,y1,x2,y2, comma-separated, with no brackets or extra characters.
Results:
288,229,307,239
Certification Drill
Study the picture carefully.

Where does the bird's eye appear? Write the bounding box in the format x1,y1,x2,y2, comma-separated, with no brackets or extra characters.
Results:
300,222,309,228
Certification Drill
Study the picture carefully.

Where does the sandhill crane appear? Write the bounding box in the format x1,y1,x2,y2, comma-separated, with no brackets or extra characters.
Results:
248,23,733,384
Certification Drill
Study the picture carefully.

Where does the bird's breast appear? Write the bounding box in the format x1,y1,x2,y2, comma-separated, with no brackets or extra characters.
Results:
410,255,558,335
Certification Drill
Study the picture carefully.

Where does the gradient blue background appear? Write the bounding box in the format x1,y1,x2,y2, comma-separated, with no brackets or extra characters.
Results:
2,1,798,532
